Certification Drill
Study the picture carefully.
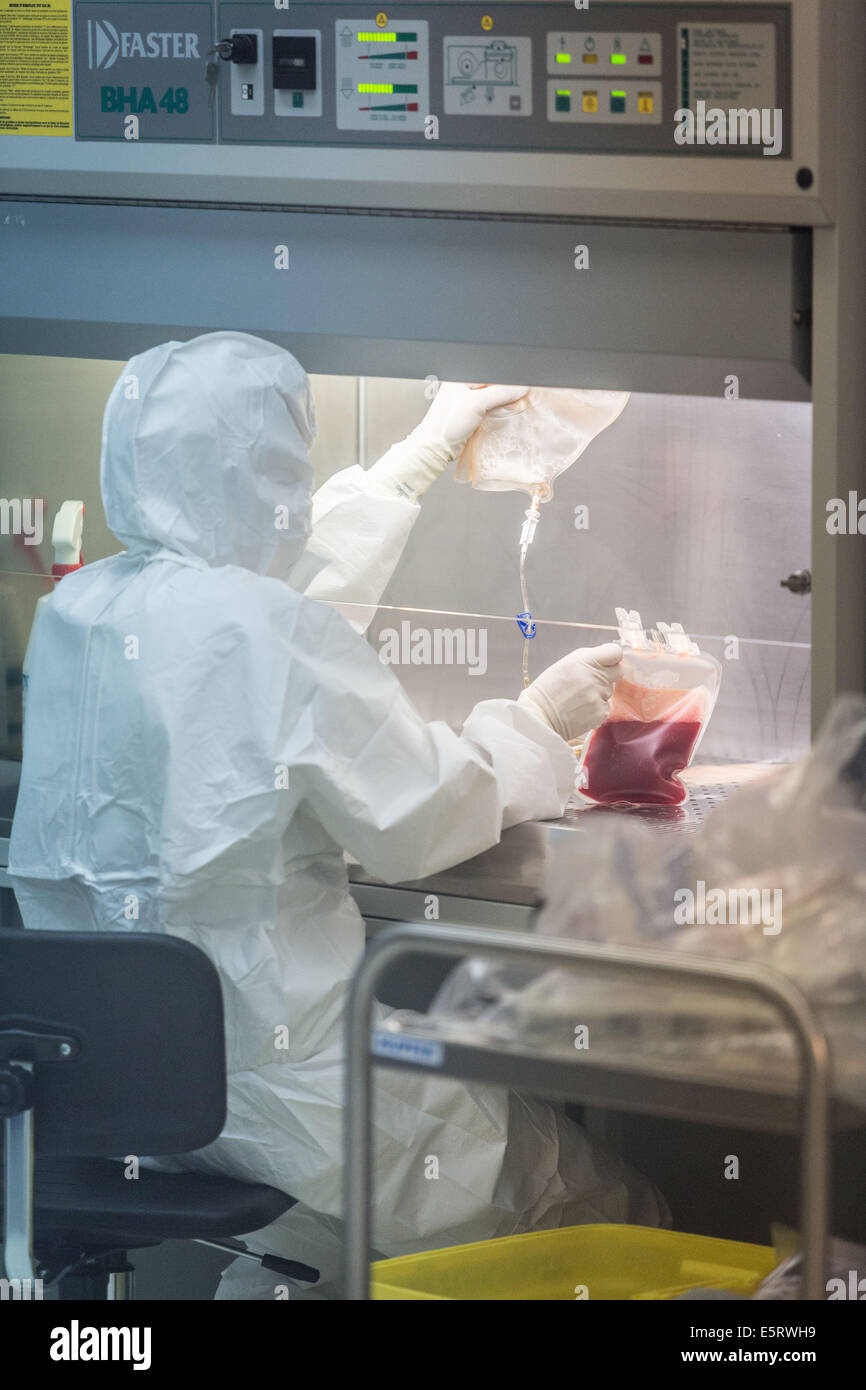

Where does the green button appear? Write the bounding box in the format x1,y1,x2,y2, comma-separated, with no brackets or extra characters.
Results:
292,90,304,108
610,93,626,113
555,93,571,112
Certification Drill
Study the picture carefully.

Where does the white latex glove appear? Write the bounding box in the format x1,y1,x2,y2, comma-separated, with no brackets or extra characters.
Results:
367,381,529,503
517,643,624,742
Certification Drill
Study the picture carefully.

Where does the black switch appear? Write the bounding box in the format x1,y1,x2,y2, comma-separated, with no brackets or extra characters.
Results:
272,35,317,91
231,33,257,65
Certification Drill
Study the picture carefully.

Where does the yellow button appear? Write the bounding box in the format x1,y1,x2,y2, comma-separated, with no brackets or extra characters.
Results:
638,93,654,114
583,91,599,113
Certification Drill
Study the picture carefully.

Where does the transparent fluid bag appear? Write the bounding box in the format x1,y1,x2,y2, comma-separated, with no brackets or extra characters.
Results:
455,387,630,500
577,609,722,808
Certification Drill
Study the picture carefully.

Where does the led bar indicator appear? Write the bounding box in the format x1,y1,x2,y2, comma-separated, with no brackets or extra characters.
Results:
357,31,417,42
358,83,418,93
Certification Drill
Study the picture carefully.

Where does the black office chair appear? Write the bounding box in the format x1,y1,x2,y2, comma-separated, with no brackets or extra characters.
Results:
0,929,318,1299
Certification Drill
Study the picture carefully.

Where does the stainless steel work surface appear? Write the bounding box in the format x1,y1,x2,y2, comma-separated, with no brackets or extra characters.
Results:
349,762,777,910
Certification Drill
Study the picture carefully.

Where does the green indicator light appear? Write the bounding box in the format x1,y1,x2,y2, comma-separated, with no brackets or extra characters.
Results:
358,32,396,41
611,53,627,65
555,53,571,64
395,33,417,42
393,84,417,93
358,83,393,94
556,89,571,96
611,90,626,97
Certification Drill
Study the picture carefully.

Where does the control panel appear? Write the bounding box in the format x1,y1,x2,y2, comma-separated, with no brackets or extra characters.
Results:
62,2,792,157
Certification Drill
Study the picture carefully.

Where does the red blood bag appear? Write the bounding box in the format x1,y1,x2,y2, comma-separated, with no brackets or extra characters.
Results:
577,611,722,808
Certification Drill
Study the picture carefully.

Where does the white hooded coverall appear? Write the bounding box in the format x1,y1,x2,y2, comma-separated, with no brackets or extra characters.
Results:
9,333,667,1298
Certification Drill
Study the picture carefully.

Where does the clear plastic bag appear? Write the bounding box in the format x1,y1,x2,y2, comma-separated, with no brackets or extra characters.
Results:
456,387,630,500
752,1229,866,1300
576,609,722,807
430,698,866,1108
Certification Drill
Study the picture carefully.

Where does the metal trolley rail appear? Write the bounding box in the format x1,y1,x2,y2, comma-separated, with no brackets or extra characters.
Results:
344,923,838,1301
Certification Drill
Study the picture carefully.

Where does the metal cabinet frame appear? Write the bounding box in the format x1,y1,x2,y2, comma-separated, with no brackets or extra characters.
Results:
344,922,836,1300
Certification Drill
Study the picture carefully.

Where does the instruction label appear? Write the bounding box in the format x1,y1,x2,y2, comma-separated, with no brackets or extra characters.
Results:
0,0,73,136
679,23,777,110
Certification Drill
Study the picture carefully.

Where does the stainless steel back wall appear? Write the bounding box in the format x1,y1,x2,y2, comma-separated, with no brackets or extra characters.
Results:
363,391,812,765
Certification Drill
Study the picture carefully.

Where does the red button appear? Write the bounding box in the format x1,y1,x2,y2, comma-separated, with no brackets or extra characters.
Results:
638,54,654,65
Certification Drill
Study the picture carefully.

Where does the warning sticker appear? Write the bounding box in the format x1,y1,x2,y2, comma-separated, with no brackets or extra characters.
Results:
679,23,777,111
0,0,73,135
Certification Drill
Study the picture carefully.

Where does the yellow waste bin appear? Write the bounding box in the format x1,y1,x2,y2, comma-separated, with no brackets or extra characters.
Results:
371,1224,776,1301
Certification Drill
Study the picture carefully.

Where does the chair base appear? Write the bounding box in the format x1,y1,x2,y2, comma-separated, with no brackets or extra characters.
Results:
53,1251,136,1301
3,1155,318,1297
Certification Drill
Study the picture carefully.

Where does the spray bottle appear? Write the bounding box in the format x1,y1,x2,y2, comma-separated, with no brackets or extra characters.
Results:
22,500,85,724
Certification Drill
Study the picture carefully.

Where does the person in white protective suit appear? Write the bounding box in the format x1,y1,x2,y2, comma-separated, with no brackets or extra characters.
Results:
9,332,668,1299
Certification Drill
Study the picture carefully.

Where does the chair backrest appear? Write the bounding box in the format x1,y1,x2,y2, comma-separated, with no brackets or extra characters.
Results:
0,930,226,1157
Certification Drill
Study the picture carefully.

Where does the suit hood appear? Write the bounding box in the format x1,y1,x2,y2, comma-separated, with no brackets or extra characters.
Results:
101,331,316,573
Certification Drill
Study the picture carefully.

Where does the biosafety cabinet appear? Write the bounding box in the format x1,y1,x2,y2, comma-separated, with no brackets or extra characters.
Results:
0,0,865,743
2,1,865,1304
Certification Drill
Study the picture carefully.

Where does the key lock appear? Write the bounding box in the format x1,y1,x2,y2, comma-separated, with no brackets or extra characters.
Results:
205,34,259,106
